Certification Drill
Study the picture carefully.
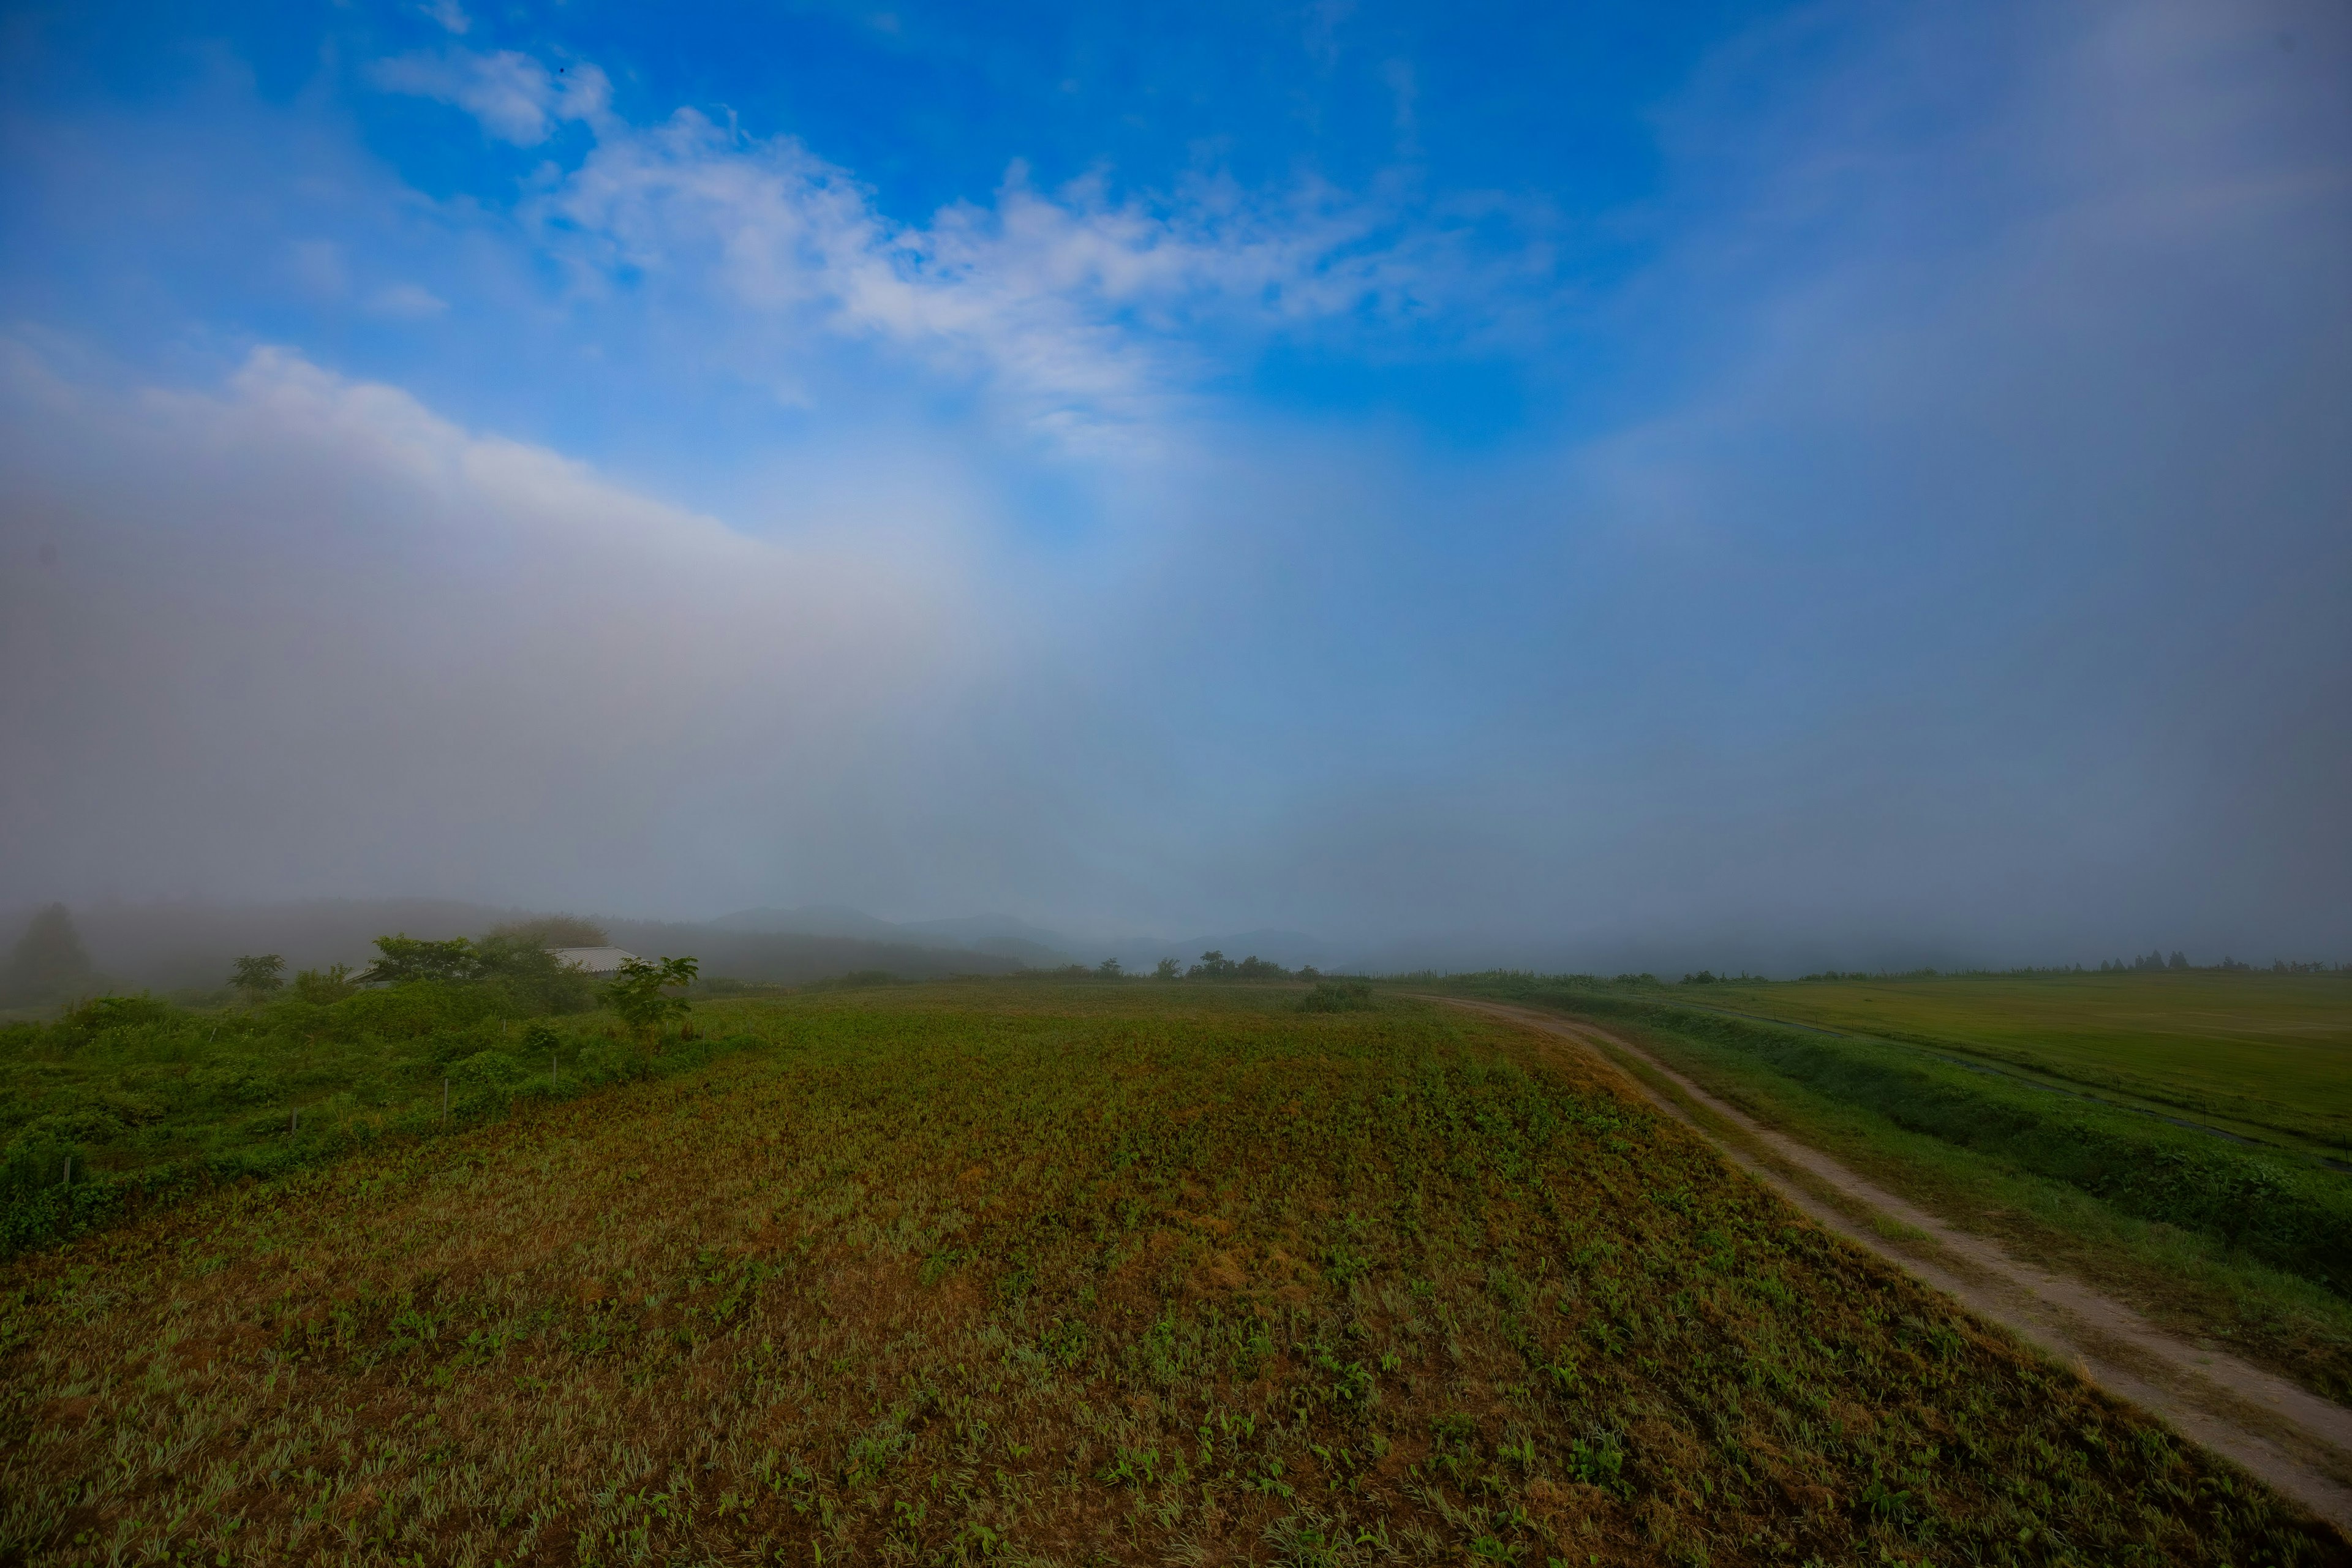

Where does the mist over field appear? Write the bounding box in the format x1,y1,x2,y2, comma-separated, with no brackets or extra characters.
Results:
2,0,2347,976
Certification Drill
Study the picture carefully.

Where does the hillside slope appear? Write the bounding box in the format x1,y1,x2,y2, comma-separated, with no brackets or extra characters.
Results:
1,986,2340,1566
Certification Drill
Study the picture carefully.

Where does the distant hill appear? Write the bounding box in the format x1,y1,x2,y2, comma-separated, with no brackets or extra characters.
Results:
603,919,1027,986
706,906,1074,968
706,905,910,941
703,908,1340,974
897,913,1079,968
1099,928,1335,973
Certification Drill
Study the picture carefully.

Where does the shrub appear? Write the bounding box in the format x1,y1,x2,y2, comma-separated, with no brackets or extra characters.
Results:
1297,981,1377,1014
605,956,700,1037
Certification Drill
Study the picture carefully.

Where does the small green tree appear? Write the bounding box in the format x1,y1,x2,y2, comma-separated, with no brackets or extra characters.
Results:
230,953,286,1002
473,933,598,1014
1153,957,1181,981
606,955,699,1039
360,935,479,985
290,963,355,1004
1096,957,1124,978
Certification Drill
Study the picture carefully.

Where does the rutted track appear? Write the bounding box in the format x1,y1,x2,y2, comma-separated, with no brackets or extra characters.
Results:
1439,995,2352,1537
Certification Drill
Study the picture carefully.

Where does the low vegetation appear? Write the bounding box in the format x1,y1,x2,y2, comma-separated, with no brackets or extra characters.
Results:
1,984,2342,1565
1432,973,2352,1401
0,937,683,1258
1298,980,1378,1013
1659,970,2352,1158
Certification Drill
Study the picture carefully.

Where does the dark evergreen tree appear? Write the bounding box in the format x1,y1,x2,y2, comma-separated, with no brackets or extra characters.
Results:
2,904,96,1005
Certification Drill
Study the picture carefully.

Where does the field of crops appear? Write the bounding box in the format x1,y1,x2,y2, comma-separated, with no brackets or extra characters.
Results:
1686,972,2352,1158
2,982,2340,1566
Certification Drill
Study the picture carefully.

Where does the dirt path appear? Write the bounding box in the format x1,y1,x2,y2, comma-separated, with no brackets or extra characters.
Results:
1438,995,2352,1536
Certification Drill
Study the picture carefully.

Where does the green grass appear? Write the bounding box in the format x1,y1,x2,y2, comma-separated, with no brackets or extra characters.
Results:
0,982,2341,1566
1691,972,2352,1158
0,982,745,1257
1436,975,2352,1404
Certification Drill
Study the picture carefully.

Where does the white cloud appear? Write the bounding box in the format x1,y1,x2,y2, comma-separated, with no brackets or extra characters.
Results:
532,104,1550,443
0,344,987,910
420,0,470,35
360,45,1559,445
367,282,449,317
371,48,609,145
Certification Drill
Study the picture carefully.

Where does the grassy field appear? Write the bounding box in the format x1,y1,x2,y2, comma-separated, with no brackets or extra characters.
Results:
1,982,2343,1566
0,979,742,1257
1685,972,2352,1158
1433,974,2352,1404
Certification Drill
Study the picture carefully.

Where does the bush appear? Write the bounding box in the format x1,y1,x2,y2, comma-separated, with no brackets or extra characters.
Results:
1297,981,1377,1013
605,956,699,1036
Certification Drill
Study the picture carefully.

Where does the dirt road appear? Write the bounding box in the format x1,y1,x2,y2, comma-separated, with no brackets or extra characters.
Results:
1440,995,2352,1536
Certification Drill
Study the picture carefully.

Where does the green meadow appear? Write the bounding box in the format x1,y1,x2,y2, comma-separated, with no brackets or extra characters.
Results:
4,982,2342,1565
1687,971,2352,1158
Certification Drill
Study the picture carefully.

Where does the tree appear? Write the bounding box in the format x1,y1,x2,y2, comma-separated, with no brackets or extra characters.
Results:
2,905,96,1005
486,914,610,948
230,953,287,1002
1188,951,1237,979
606,955,699,1038
1153,958,1181,981
2167,951,2189,971
472,933,599,1014
1095,957,1124,978
290,963,356,1004
360,935,480,985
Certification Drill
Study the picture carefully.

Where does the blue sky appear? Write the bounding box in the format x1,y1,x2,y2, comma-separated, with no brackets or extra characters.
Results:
2,0,2348,970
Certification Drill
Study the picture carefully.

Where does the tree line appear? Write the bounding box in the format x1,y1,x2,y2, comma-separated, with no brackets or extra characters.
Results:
2,906,703,1040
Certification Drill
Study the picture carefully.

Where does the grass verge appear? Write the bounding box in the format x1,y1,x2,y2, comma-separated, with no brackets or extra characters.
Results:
1444,980,2352,1404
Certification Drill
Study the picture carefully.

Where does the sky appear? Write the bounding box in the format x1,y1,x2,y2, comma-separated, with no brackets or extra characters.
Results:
1,0,2347,973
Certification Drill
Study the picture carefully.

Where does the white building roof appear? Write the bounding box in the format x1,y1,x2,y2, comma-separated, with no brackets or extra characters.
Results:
549,946,639,976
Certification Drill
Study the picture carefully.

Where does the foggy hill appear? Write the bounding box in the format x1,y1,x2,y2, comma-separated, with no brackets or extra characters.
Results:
601,918,1027,986
707,908,1338,974
706,907,1074,970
